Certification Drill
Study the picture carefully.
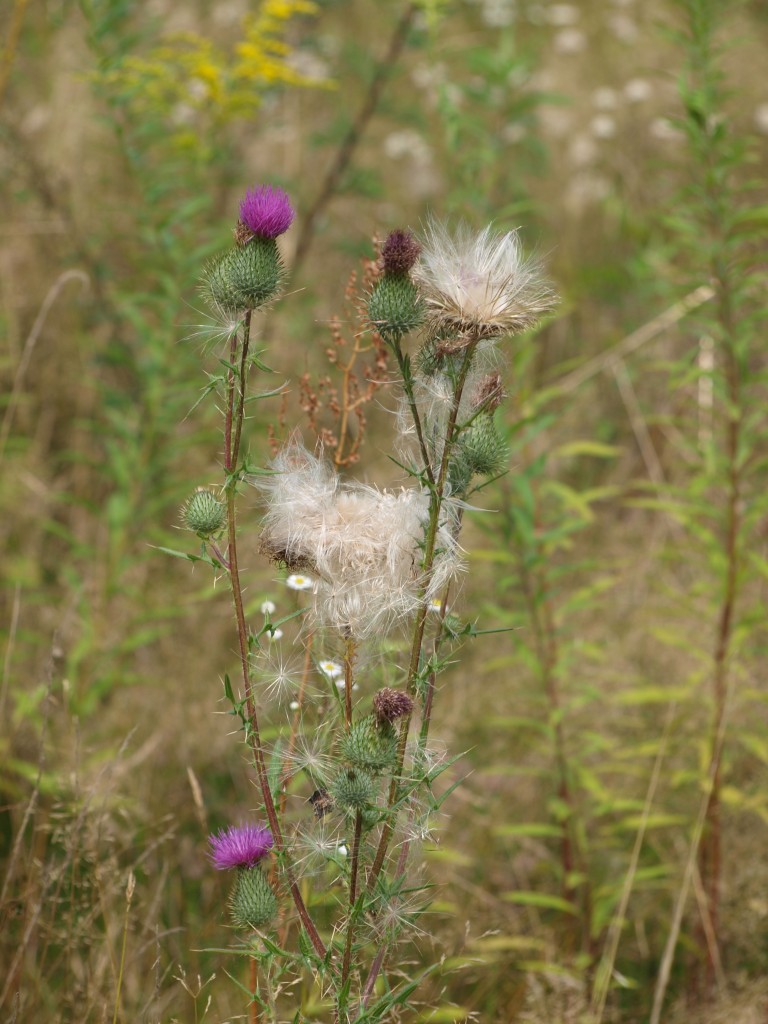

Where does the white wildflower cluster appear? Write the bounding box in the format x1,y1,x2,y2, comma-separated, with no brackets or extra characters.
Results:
254,443,463,638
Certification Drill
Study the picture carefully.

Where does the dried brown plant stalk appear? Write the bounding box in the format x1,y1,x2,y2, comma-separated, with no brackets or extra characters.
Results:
272,254,390,465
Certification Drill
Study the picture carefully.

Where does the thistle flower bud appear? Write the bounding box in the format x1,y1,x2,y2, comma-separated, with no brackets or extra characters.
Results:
340,714,397,774
367,273,423,342
181,488,226,537
381,229,421,275
373,687,414,725
203,236,284,314
229,866,278,930
449,412,508,494
330,767,376,812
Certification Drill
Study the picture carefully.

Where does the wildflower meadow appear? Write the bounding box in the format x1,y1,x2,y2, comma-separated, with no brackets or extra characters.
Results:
2,1,768,1022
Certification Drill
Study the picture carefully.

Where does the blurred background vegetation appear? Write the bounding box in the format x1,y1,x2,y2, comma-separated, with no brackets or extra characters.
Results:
2,0,768,1020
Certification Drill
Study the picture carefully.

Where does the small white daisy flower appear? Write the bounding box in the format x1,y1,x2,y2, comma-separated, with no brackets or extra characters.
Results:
414,219,558,339
318,660,343,679
337,844,348,857
267,628,283,641
428,597,446,614
261,599,276,615
286,573,314,591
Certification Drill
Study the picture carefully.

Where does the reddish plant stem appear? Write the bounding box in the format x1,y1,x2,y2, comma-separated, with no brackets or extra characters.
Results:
224,317,326,960
700,260,739,987
249,957,259,1024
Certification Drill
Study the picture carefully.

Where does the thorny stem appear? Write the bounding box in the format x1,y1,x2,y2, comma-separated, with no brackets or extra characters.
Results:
249,957,259,1024
391,335,435,487
368,337,480,890
419,585,451,744
224,319,326,960
340,811,364,1010
232,311,252,469
358,817,413,1016
344,632,356,730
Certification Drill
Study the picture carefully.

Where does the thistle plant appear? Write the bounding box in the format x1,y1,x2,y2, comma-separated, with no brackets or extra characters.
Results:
180,185,556,1021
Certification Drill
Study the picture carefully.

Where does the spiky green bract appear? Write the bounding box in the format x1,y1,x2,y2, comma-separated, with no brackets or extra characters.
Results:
203,236,284,314
448,412,508,495
368,273,423,342
330,767,376,812
181,488,226,536
340,714,397,774
229,866,278,930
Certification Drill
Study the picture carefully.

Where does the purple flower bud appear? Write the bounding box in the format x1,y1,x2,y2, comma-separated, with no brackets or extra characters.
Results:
239,185,295,239
209,823,274,870
373,687,414,725
381,229,421,275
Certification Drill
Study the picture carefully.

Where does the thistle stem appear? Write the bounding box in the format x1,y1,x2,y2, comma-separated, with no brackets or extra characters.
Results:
368,338,479,890
343,632,356,730
224,317,326,960
340,810,364,1004
391,335,435,487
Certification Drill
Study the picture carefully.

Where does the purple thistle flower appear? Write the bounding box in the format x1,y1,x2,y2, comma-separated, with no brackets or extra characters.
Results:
209,823,274,870
239,185,295,239
381,229,421,275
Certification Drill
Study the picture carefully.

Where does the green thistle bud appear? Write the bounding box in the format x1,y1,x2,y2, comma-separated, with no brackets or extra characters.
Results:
340,714,397,774
229,866,278,930
368,273,423,342
463,413,508,477
181,488,226,537
330,767,376,812
203,236,284,314
448,413,508,495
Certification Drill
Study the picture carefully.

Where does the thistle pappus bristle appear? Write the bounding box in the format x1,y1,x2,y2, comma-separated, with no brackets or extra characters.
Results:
414,218,558,339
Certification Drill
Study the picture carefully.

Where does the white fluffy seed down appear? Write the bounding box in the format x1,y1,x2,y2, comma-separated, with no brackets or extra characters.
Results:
413,219,557,338
254,443,463,637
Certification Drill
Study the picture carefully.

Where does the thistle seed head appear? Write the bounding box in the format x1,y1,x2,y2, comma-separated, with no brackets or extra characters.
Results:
253,442,463,637
414,219,558,339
